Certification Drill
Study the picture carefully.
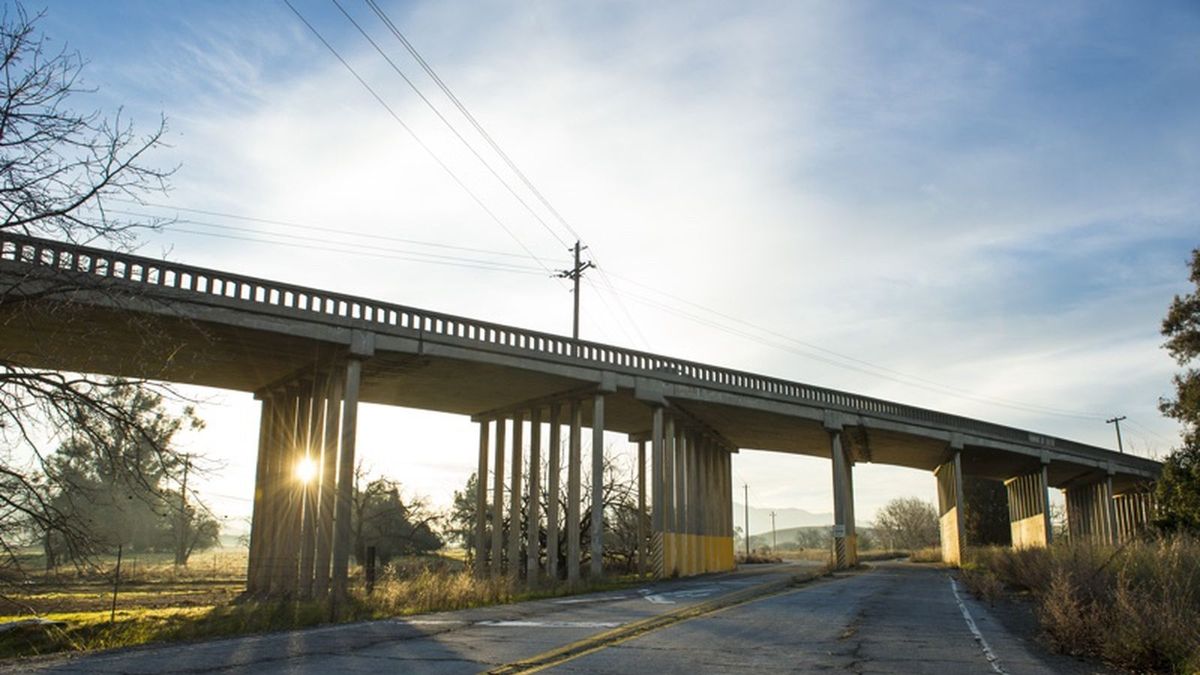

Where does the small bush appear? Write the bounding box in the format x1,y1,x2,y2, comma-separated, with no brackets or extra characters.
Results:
961,568,1004,605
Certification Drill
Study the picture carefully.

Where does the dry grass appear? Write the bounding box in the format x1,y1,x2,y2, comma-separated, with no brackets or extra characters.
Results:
968,536,1200,673
776,549,832,564
908,546,943,563
959,567,1004,605
856,550,910,563
736,551,783,564
0,553,645,660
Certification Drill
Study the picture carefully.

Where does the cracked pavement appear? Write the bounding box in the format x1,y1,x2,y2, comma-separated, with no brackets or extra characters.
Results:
547,561,1109,674
1,564,810,674
2,562,1108,674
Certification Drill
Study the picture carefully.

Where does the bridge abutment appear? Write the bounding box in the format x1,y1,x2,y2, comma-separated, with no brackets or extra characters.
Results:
1005,465,1053,549
935,450,966,566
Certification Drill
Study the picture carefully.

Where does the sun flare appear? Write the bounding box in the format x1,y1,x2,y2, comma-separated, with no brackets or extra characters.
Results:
295,457,318,484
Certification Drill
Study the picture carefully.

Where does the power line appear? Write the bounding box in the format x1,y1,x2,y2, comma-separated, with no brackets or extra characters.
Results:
603,271,1108,420
332,0,571,251
363,0,580,243
584,275,640,348
112,199,559,261
606,282,1109,421
1124,417,1173,444
108,208,553,272
157,226,548,275
362,0,651,350
282,0,556,276
592,263,652,350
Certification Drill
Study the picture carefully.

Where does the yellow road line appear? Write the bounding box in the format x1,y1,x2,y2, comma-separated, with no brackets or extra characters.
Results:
485,570,833,675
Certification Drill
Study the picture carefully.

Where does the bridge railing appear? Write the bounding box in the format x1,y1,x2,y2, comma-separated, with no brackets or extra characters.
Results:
0,233,1126,462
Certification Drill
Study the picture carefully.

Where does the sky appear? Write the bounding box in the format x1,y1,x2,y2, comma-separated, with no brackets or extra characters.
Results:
30,0,1200,535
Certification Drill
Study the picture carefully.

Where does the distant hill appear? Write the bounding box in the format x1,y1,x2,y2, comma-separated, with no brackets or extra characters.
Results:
746,524,880,550
732,503,832,537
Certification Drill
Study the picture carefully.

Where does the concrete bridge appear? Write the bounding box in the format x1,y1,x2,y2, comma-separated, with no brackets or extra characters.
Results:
0,233,1160,598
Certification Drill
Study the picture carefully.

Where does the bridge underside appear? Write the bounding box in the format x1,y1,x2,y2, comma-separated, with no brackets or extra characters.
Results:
0,299,1152,496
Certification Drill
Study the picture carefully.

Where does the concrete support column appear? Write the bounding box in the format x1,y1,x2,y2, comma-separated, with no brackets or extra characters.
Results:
1113,491,1153,543
1005,465,1052,549
663,415,676,576
636,440,647,577
701,437,713,574
277,388,302,596
829,428,858,568
724,448,734,569
547,404,562,580
246,396,273,594
1065,486,1085,541
473,419,490,578
687,434,701,576
491,417,507,577
590,393,606,578
1105,475,1118,545
508,412,524,578
693,438,703,574
650,406,665,578
674,424,686,575
314,371,342,599
298,379,322,599
567,400,583,585
935,450,966,566
527,408,542,586
674,430,687,576
1065,478,1117,544
331,358,362,599
262,393,287,595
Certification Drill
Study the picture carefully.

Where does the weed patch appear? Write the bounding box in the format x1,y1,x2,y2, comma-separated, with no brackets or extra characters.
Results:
968,536,1200,673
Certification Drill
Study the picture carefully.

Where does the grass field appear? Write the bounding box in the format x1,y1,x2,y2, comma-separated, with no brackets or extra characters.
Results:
0,547,645,660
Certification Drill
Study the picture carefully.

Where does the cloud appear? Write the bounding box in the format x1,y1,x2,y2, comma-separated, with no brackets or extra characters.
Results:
40,1,1199,516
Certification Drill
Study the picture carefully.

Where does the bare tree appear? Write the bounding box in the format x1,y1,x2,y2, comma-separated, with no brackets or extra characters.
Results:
872,497,939,551
450,447,644,578
0,5,171,244
0,4,186,587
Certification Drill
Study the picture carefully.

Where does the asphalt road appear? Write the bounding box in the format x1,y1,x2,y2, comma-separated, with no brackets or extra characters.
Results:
4,561,1103,674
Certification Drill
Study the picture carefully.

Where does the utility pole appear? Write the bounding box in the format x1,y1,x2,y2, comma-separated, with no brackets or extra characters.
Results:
770,511,777,552
743,484,750,557
556,241,594,341
1106,416,1127,454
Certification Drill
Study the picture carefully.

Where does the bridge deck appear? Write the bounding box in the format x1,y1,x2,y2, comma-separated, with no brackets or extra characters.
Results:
0,234,1159,491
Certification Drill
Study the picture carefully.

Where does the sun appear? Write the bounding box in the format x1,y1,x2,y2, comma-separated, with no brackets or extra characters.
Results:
295,457,318,484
